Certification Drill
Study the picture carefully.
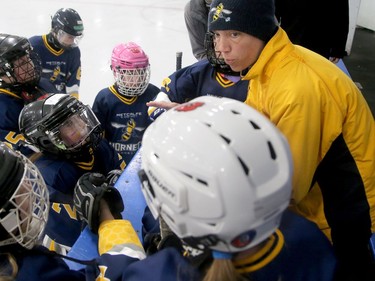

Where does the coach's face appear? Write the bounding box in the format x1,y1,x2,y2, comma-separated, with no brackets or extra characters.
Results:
212,30,265,73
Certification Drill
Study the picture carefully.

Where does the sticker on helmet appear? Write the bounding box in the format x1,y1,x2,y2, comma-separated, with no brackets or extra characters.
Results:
174,102,205,112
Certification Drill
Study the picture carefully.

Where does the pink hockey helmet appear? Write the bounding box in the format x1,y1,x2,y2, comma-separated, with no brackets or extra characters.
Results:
111,42,151,97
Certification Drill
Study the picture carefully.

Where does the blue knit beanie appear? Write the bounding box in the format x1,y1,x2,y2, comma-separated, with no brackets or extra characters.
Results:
208,0,277,42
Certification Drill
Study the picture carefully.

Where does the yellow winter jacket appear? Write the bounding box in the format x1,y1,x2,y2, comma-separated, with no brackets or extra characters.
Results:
243,28,375,240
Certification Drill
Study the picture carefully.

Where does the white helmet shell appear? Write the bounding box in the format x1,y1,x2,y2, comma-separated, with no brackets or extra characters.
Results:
140,96,293,253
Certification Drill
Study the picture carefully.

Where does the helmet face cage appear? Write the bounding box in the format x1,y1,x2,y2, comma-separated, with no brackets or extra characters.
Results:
0,152,49,249
204,32,239,76
0,38,41,87
11,51,41,85
111,42,150,97
52,8,84,49
139,96,293,253
113,66,150,97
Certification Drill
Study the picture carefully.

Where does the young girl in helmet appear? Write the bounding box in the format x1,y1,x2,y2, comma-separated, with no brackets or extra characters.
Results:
92,42,159,165
18,93,125,254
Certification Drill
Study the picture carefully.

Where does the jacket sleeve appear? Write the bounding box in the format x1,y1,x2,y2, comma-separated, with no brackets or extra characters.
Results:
265,83,326,203
88,220,146,280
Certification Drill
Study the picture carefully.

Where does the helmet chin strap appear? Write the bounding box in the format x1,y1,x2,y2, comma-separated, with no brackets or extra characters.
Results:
240,67,250,78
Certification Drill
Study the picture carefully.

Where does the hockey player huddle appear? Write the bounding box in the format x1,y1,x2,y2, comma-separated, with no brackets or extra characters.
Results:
0,0,374,280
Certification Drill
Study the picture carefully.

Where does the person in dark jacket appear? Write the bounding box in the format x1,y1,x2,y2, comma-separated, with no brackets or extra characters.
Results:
275,0,349,62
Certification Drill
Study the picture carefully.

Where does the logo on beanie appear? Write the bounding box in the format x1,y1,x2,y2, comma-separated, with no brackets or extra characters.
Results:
211,3,232,22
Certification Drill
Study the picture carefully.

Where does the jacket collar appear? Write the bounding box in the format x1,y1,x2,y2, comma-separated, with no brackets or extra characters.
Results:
242,27,295,82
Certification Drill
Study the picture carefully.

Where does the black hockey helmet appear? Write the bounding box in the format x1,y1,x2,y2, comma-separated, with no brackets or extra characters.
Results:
51,8,84,36
50,8,84,49
0,33,41,88
19,94,103,160
204,32,240,76
0,142,49,249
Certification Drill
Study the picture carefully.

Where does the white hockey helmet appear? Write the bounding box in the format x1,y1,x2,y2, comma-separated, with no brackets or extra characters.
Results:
111,42,150,97
139,96,293,253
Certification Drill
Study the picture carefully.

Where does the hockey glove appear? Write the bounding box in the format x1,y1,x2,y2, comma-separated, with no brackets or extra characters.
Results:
74,172,124,234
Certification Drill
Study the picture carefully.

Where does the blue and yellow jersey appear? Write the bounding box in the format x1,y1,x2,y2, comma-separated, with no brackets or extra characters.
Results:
29,35,81,98
93,84,159,164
